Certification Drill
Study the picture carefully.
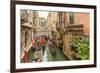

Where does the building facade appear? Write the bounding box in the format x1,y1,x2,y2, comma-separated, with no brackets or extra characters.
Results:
36,17,47,35
21,10,29,24
21,10,39,62
63,12,90,60
47,12,59,38
28,10,38,39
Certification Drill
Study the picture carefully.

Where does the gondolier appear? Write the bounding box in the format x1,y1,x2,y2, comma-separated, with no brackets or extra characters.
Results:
41,36,46,56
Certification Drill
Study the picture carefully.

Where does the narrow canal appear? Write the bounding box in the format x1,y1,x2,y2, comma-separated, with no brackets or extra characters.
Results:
25,40,69,63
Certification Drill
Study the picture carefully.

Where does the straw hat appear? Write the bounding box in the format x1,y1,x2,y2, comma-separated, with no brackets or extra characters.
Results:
33,50,41,59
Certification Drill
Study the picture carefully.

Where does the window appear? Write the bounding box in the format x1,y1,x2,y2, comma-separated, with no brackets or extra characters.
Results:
69,12,75,24
25,31,28,47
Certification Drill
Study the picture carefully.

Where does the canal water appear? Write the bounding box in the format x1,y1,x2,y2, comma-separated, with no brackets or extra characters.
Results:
24,40,69,63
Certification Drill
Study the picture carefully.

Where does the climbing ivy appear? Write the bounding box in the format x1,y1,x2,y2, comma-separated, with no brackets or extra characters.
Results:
71,36,90,60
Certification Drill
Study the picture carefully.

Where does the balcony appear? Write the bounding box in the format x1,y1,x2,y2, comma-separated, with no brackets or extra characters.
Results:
66,24,84,36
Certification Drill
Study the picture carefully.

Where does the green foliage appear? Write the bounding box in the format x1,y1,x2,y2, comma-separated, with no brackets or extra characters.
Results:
71,36,90,60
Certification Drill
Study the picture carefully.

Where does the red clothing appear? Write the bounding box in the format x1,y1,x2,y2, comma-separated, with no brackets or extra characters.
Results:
32,36,38,45
32,39,36,45
41,37,46,45
23,48,27,63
